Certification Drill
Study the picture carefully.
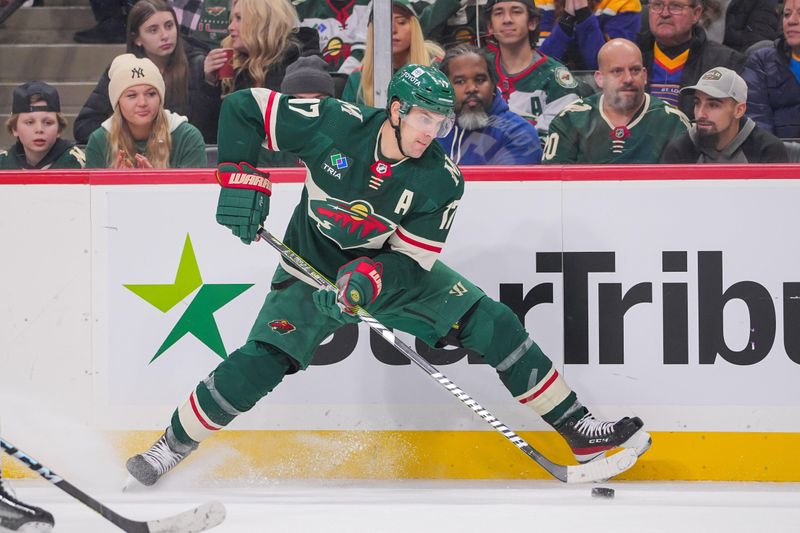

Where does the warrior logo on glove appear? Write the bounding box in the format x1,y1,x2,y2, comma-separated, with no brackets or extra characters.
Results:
335,257,383,309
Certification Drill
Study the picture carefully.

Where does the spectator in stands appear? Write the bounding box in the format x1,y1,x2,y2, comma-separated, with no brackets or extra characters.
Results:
638,0,745,120
484,0,594,136
85,54,206,168
741,0,800,139
542,38,690,163
295,0,370,73
195,0,319,144
662,67,788,162
74,0,208,145
342,0,437,106
438,45,541,164
74,0,128,44
716,0,779,53
538,0,643,71
258,55,336,168
1,81,85,169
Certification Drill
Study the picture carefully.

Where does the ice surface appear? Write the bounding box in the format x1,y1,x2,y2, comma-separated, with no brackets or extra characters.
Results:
9,478,800,533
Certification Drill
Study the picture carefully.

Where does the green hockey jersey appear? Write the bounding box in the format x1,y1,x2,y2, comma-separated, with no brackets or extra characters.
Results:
294,0,371,73
542,93,691,164
218,89,464,287
485,47,594,134
0,139,85,169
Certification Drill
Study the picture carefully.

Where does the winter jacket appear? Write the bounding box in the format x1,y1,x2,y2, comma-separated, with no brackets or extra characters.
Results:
539,0,642,71
73,38,208,145
741,37,800,139
193,27,320,144
437,91,542,165
661,117,788,163
638,25,745,120
723,0,779,54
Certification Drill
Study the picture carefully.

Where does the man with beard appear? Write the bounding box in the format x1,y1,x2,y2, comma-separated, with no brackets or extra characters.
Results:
438,45,542,165
542,38,690,163
661,67,788,163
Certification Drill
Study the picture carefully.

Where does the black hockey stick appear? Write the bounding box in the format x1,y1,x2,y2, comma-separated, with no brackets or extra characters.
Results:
0,439,225,532
257,227,639,483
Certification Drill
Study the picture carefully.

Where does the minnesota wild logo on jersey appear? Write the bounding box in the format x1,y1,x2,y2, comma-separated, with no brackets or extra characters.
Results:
542,93,690,164
310,198,394,249
216,87,464,279
485,47,592,133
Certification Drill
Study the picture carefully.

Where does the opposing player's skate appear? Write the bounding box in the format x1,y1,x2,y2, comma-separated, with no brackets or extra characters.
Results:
558,412,651,464
126,428,196,486
0,478,54,532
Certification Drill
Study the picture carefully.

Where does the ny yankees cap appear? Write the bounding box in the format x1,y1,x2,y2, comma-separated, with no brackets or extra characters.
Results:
681,67,748,104
12,81,61,113
107,53,165,106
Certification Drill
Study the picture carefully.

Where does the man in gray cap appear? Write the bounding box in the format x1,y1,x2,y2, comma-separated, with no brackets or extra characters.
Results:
661,66,788,163
280,56,336,99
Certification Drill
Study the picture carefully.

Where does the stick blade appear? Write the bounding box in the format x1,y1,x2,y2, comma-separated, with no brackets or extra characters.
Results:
565,448,638,483
146,501,226,533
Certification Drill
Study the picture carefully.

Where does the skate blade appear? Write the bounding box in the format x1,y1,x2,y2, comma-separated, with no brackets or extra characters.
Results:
11,523,54,533
621,428,652,457
121,474,140,493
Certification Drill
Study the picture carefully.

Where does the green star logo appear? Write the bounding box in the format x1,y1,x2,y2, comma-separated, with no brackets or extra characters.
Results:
124,234,253,363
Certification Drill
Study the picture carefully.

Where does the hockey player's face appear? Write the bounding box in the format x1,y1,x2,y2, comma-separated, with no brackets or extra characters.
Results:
399,107,445,157
784,0,800,50
133,11,178,59
693,92,745,145
12,107,59,160
488,2,537,46
118,84,161,131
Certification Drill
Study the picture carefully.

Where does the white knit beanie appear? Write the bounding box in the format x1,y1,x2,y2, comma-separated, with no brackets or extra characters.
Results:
108,53,166,107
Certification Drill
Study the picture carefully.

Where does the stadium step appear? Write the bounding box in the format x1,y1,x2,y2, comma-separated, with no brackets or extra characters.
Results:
0,6,95,43
0,44,125,83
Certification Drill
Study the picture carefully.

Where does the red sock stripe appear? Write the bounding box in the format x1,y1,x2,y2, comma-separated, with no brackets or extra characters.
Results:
519,369,559,405
189,392,220,432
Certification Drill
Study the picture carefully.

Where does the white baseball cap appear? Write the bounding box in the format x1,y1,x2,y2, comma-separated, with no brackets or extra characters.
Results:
680,67,747,103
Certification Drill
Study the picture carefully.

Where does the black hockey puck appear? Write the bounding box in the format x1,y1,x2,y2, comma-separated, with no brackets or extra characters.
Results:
591,487,615,499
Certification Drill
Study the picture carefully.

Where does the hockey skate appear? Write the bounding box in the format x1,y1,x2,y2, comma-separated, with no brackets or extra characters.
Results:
126,429,196,486
558,412,651,464
0,478,54,532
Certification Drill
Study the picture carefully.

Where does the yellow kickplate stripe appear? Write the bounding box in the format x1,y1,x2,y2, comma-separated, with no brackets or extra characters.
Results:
4,431,799,482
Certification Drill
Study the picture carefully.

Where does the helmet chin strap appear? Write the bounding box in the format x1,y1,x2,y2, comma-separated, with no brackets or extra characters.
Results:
390,114,410,159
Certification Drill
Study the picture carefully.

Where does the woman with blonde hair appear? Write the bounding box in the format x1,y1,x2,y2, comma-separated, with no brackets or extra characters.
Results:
196,0,320,143
74,0,208,144
84,54,206,168
342,0,438,107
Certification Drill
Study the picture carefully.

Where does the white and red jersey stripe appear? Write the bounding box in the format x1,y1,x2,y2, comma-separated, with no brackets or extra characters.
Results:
177,389,223,443
515,367,573,417
388,226,444,271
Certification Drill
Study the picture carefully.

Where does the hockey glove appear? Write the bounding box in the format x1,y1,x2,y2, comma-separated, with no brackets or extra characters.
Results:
312,289,360,324
215,162,272,244
312,257,383,321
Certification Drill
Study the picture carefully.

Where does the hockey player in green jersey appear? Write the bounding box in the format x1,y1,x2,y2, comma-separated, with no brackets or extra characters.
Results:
542,38,690,164
484,0,594,135
126,64,651,487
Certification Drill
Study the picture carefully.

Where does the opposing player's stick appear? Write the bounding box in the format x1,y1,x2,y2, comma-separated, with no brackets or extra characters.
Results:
0,439,225,533
257,227,638,483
